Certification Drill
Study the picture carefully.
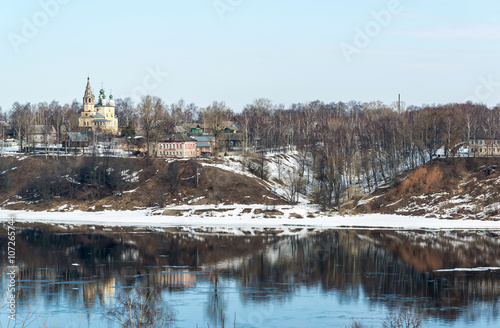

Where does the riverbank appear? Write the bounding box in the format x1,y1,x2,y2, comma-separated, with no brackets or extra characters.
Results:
2,205,500,232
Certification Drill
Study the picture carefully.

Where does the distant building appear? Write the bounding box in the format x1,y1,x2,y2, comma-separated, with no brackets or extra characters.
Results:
61,132,90,148
78,78,118,134
218,132,245,150
156,134,197,158
174,123,208,135
0,121,9,130
192,136,215,155
469,130,500,156
28,125,57,144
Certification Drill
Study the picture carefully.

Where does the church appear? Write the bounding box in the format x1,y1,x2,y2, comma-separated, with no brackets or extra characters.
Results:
78,78,119,134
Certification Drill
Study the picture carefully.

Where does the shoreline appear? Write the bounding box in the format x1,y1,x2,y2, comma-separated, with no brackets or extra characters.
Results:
2,205,500,231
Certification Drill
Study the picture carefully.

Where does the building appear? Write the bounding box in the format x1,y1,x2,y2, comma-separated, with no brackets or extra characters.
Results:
61,132,90,148
0,121,10,138
192,136,215,155
78,78,118,135
28,125,57,144
469,130,500,156
469,138,500,156
218,132,245,150
156,134,197,158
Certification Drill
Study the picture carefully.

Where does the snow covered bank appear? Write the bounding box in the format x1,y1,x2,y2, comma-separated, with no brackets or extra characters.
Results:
2,205,500,231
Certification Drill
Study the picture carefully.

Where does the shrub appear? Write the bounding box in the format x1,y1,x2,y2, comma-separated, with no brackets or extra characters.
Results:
103,287,176,328
382,309,422,328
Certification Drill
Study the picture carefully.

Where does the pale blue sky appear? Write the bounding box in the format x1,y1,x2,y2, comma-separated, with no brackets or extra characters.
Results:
1,0,500,112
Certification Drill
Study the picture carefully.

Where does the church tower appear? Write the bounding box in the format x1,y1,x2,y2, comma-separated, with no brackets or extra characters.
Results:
83,77,95,112
78,77,119,134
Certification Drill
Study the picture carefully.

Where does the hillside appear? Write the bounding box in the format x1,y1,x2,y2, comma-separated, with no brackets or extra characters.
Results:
3,154,500,221
0,155,287,211
355,157,500,220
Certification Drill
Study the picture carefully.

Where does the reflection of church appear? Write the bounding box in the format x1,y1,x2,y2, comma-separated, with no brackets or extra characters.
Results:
78,78,118,134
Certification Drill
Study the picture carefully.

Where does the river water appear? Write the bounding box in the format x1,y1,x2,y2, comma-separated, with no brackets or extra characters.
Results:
1,226,500,327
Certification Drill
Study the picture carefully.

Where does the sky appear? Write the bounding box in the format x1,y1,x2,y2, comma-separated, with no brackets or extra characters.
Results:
1,0,500,113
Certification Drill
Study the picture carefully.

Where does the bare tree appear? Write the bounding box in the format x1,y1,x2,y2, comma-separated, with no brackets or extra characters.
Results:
115,97,137,128
49,101,64,143
63,101,80,133
201,101,228,155
10,102,34,153
284,167,306,203
138,95,164,156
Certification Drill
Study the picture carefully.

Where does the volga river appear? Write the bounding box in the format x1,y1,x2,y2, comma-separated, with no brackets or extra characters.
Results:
1,226,500,327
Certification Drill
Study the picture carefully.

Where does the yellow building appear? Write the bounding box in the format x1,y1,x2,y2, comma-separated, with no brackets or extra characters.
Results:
78,78,118,134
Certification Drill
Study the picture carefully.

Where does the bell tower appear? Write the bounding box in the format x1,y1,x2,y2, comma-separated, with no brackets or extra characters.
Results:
83,77,95,112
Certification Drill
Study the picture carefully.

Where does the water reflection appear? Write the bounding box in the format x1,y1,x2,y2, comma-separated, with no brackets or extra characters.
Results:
1,227,500,326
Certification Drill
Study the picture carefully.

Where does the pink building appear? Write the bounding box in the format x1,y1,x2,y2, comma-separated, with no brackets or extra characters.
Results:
156,134,197,158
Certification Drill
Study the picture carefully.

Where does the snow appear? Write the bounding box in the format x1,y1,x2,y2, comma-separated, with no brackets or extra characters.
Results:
435,267,500,272
3,205,500,231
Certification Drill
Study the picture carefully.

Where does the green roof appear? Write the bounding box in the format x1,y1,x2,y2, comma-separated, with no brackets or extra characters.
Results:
66,132,88,142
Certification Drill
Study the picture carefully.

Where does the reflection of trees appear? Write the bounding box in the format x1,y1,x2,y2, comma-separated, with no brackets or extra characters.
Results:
229,230,500,322
0,227,280,314
205,272,228,327
2,227,500,324
103,287,176,328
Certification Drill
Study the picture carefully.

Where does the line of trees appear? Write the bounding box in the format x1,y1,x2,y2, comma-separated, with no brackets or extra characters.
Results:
3,96,499,209
232,100,497,209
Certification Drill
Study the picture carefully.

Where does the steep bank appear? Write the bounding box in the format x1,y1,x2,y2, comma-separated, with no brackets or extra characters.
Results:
0,155,286,211
356,157,500,220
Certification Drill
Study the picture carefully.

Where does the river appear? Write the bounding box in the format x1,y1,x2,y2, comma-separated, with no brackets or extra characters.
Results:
1,226,500,327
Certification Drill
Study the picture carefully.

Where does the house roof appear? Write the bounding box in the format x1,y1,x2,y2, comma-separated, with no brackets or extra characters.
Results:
174,126,187,133
192,136,214,142
218,133,245,141
159,133,196,143
31,125,56,134
196,142,211,147
181,123,200,130
65,132,88,142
